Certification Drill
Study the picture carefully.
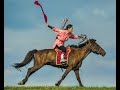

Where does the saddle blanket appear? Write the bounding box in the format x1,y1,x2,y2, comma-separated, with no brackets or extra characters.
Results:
55,46,71,65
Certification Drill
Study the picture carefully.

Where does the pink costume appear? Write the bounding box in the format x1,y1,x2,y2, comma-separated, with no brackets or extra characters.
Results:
52,27,79,48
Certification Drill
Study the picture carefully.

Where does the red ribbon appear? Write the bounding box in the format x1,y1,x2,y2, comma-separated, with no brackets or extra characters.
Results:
34,1,47,23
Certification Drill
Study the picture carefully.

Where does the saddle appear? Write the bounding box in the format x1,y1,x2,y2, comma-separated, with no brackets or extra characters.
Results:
54,46,71,65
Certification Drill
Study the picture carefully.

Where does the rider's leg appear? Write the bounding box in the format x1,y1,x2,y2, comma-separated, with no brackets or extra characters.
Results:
58,46,67,63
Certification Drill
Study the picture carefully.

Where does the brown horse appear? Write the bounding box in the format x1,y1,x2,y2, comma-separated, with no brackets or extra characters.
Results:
12,38,106,86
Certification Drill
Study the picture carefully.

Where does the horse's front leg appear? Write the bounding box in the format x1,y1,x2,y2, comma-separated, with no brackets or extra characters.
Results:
55,66,73,86
74,68,84,87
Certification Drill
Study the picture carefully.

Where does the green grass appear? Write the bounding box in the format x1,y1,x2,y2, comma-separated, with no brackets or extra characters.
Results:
4,86,116,90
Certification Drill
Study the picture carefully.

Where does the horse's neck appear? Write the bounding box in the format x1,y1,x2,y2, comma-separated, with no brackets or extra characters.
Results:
77,45,91,61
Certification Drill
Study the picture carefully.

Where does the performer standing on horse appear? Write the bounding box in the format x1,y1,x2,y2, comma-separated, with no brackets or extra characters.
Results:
46,18,81,65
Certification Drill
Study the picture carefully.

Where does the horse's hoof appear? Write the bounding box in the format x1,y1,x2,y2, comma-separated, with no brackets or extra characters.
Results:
80,85,84,87
55,83,59,86
18,81,24,85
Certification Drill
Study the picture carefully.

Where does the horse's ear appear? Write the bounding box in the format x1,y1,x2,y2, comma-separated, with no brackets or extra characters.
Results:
92,39,96,42
90,39,96,42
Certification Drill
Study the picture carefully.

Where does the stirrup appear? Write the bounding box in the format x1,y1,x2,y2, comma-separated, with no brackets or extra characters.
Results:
60,59,66,63
60,59,67,65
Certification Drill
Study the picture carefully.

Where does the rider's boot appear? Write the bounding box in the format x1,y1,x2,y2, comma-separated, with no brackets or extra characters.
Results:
60,53,67,65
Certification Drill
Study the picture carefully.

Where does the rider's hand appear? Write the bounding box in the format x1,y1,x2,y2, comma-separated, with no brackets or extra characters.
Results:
78,34,87,39
81,34,87,38
78,35,82,39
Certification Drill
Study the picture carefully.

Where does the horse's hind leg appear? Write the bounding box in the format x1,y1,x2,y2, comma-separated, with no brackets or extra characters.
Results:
18,64,44,85
74,68,84,87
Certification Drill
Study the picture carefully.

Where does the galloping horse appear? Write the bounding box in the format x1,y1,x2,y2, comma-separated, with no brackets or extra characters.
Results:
12,38,106,86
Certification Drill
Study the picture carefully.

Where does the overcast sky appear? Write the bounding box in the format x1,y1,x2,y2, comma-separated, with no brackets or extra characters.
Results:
4,0,116,86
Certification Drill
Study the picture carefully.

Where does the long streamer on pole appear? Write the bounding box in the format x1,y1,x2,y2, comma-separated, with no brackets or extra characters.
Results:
34,1,48,23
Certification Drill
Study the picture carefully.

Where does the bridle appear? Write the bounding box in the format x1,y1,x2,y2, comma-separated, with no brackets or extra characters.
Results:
95,47,102,54
78,36,102,54
87,39,102,54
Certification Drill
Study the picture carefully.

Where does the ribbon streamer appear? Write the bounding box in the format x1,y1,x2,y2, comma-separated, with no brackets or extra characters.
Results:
34,1,48,23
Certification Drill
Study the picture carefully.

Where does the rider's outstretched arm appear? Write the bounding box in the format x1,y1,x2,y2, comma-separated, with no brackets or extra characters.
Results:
46,23,63,35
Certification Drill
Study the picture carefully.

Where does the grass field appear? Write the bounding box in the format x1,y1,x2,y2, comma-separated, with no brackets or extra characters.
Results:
4,86,116,90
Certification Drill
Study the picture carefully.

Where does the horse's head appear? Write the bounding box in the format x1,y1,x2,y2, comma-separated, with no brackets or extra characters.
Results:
87,39,106,56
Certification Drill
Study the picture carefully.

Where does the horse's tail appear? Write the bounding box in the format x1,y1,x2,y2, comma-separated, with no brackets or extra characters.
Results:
12,49,37,69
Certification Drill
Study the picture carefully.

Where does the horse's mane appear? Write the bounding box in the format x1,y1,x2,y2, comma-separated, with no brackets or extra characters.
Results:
70,40,88,48
70,39,96,48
